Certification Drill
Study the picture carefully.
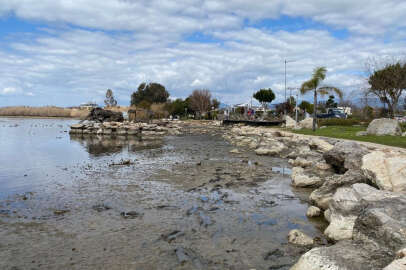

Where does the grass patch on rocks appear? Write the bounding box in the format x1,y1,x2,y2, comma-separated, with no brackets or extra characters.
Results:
291,125,406,148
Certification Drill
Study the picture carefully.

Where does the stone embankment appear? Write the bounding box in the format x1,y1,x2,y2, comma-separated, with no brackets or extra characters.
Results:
69,120,183,137
69,120,223,137
223,125,406,270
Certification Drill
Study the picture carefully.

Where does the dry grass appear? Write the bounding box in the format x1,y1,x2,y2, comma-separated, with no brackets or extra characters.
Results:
150,103,169,119
104,106,129,113
0,106,89,119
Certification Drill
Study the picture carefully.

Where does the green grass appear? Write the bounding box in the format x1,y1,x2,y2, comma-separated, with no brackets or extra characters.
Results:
292,125,406,148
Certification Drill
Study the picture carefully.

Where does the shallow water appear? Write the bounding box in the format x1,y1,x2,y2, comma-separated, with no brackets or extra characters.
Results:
0,118,327,270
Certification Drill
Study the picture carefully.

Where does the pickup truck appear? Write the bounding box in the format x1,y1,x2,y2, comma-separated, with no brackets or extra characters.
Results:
317,108,347,119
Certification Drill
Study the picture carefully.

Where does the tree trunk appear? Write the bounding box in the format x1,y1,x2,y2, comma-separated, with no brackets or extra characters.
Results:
313,89,317,131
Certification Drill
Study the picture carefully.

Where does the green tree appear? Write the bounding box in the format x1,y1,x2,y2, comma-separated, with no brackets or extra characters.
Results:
211,98,220,109
253,88,275,111
287,96,296,108
166,98,188,116
300,67,343,131
299,101,314,114
325,95,338,108
131,82,169,106
368,62,406,117
104,89,117,107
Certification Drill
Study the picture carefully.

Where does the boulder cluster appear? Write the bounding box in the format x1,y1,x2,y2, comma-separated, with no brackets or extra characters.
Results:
224,125,406,270
69,120,183,137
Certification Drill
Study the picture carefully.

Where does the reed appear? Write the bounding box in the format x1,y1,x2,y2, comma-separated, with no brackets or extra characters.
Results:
0,106,89,118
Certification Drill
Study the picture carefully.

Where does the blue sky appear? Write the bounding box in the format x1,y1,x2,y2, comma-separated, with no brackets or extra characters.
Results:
1,0,406,107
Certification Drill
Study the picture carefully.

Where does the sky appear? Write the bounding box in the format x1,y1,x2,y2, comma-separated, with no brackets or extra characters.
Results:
1,0,406,107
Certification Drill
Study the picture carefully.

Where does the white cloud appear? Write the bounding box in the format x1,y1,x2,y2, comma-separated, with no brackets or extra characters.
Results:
1,87,18,94
1,1,406,106
2,0,406,35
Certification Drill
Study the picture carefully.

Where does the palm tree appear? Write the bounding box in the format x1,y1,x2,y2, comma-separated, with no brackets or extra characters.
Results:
300,67,343,131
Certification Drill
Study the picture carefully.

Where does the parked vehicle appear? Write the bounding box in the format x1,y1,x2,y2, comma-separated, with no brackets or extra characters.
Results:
317,108,347,119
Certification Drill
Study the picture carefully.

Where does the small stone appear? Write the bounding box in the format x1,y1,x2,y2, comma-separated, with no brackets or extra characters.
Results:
288,229,314,246
306,206,321,217
229,148,240,154
356,131,368,136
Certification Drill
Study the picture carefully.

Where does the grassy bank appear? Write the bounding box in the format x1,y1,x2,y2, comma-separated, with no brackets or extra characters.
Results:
292,125,406,148
0,106,89,118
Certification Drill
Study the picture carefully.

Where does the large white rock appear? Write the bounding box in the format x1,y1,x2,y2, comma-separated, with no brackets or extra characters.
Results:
366,118,402,136
299,117,316,129
254,140,285,156
291,240,386,270
309,138,334,153
288,229,314,246
291,167,323,187
323,186,360,240
383,257,406,270
324,183,401,241
362,150,406,192
285,115,298,129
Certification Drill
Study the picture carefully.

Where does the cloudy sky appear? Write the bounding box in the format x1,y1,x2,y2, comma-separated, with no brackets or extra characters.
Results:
1,0,406,107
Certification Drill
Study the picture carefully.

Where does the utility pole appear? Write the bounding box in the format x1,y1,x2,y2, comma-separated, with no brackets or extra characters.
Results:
296,91,299,123
288,87,300,122
284,59,295,115
284,60,287,115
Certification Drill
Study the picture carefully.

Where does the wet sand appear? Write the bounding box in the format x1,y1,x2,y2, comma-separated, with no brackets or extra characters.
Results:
0,119,327,270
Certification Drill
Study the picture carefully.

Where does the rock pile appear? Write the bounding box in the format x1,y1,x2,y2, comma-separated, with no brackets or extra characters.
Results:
224,124,406,270
70,120,182,137
86,107,124,122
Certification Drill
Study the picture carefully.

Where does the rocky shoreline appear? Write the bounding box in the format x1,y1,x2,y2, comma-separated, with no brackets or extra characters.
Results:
223,125,406,270
68,120,406,269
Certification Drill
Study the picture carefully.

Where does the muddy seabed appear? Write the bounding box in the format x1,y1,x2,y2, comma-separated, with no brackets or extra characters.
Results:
0,121,327,270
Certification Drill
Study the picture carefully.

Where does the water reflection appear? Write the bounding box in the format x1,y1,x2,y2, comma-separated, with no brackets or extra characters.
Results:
69,134,163,157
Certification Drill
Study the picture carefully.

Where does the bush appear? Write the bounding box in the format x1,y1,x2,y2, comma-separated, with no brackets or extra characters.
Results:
317,118,362,126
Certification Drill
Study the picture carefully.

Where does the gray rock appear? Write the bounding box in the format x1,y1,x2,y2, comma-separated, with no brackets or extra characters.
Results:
366,118,402,136
309,170,369,210
86,107,124,123
291,167,323,188
291,240,393,270
299,185,406,270
353,195,406,252
323,141,368,174
325,183,406,243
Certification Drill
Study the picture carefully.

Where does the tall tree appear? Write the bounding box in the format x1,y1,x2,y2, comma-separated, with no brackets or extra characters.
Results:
253,88,275,111
368,62,406,117
188,89,212,114
299,101,314,114
104,89,117,107
325,95,338,108
131,82,169,106
211,98,220,109
300,67,343,131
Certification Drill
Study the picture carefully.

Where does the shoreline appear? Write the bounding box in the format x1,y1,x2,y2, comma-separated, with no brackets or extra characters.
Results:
224,124,406,269
0,119,320,269
0,115,82,120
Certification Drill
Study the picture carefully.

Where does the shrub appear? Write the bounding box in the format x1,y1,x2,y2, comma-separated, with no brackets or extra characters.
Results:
317,118,362,126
